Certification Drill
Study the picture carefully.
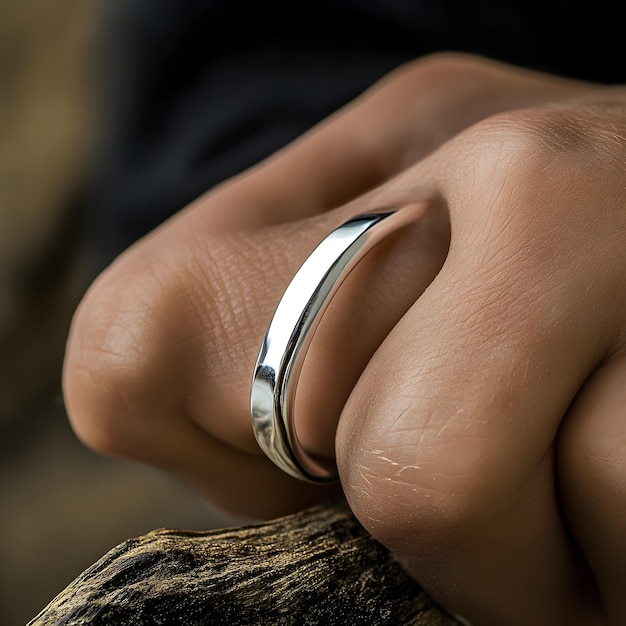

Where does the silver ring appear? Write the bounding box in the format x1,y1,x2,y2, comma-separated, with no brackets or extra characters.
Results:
250,204,425,482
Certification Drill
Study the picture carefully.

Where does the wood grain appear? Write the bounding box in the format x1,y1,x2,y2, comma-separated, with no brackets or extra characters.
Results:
29,503,455,625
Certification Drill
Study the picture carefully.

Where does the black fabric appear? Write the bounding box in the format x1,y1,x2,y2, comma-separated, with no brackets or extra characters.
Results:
89,0,624,269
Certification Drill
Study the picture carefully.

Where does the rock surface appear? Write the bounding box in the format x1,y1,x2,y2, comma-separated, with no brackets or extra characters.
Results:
29,502,455,625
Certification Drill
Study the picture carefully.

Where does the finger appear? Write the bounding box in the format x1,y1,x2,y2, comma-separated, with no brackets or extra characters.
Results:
127,51,592,456
63,54,495,516
336,107,624,624
63,54,594,520
63,185,449,515
557,353,626,626
62,55,454,517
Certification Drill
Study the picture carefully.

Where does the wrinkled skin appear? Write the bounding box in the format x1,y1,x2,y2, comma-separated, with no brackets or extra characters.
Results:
63,54,626,625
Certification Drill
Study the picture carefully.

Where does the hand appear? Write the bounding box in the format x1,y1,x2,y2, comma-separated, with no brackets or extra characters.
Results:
63,54,626,625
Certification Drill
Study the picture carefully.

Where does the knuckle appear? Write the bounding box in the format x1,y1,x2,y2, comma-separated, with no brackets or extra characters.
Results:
393,51,493,86
443,105,626,289
62,227,267,459
339,435,500,551
63,257,182,457
467,105,625,181
64,357,139,457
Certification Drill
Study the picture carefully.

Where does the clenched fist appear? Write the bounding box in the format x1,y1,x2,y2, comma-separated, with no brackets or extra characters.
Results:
63,54,626,625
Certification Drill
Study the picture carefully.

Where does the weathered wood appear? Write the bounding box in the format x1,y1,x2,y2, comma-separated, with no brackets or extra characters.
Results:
29,502,455,625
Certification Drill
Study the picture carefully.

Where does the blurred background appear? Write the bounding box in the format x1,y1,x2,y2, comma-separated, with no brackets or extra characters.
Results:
0,3,236,624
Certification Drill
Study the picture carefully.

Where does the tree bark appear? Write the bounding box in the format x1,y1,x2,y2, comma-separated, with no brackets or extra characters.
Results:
29,502,456,625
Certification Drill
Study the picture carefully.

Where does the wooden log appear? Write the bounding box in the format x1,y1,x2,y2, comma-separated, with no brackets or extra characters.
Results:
29,502,456,625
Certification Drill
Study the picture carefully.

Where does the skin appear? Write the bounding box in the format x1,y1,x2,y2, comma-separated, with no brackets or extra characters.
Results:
62,53,626,625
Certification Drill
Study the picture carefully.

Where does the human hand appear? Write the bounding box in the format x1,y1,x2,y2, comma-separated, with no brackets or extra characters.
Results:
63,54,626,624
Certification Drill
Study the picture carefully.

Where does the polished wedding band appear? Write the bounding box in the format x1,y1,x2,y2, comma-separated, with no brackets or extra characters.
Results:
250,204,425,483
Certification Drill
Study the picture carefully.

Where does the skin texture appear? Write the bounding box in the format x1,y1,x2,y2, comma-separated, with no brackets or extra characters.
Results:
63,54,626,625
